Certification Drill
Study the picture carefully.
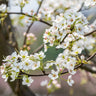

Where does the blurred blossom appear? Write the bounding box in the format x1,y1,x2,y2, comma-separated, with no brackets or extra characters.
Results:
26,33,37,45
67,75,74,86
55,84,61,88
84,0,96,7
40,80,48,86
0,4,6,12
38,0,84,21
22,75,34,86
52,80,58,85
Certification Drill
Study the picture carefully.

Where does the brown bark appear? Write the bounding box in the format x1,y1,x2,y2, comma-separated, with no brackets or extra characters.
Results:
0,1,35,96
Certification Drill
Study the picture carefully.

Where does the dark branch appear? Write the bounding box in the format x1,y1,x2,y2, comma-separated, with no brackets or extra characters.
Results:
0,11,52,26
84,29,96,36
21,63,83,76
87,52,96,61
23,0,44,45
60,33,69,44
36,0,43,15
39,19,52,26
23,22,34,45
7,12,32,17
77,2,84,12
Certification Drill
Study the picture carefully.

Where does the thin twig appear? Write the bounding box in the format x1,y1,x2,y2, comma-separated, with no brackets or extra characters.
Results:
21,63,83,76
32,44,44,54
86,52,96,61
77,2,84,12
84,30,96,36
23,0,44,45
23,22,34,45
7,12,32,17
39,19,52,26
60,33,69,44
36,0,44,15
0,11,52,26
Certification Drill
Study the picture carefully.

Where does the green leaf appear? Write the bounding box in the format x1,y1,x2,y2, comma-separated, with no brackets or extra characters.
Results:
19,15,25,20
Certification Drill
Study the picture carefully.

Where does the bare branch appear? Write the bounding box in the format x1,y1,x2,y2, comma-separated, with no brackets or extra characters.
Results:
87,52,96,61
36,0,44,15
77,2,84,12
0,11,52,26
60,33,69,44
23,22,34,45
39,19,52,26
32,44,44,54
23,0,44,45
84,29,96,36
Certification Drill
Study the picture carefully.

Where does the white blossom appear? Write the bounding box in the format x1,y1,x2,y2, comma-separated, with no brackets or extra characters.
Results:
40,80,48,86
32,61,40,70
67,75,74,86
19,50,29,60
22,75,34,86
43,11,89,51
10,72,19,82
22,59,33,71
34,51,45,60
48,70,59,80
0,4,6,12
2,74,8,82
11,62,22,72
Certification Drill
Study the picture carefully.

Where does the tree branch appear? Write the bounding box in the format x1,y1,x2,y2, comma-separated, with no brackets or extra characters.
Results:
23,0,44,45
23,22,34,45
60,33,69,44
84,29,96,36
36,0,44,15
39,19,52,26
0,11,52,26
21,52,96,76
86,52,96,61
32,44,44,54
77,2,84,12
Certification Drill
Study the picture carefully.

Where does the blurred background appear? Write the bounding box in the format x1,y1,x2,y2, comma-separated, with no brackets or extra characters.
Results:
0,0,96,96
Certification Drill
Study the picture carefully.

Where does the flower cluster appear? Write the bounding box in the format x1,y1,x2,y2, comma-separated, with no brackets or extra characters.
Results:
0,50,45,86
43,11,95,86
38,0,84,21
0,4,6,12
45,49,77,86
40,79,61,93
0,4,7,23
0,0,96,90
84,0,96,7
24,32,37,46
14,0,30,7
43,11,88,51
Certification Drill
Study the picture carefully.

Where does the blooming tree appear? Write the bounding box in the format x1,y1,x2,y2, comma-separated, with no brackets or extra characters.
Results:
0,0,96,96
